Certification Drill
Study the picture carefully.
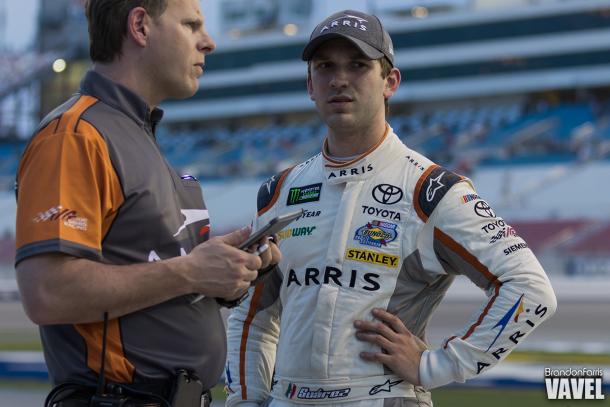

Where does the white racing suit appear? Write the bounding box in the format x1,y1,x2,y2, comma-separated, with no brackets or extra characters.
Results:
225,126,557,406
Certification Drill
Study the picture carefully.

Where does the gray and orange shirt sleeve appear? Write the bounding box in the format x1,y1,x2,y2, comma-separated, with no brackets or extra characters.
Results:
15,95,123,264
414,173,557,389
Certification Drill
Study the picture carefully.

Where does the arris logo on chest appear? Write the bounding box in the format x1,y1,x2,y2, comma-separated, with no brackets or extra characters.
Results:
286,266,380,291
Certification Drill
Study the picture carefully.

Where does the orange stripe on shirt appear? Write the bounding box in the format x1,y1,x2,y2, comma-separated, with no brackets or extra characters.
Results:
75,119,125,239
55,95,99,133
434,228,502,348
75,319,135,383
239,283,266,400
16,97,123,255
434,228,500,286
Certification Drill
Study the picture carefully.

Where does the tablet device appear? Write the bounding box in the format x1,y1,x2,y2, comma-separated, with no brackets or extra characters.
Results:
190,208,305,305
239,208,304,250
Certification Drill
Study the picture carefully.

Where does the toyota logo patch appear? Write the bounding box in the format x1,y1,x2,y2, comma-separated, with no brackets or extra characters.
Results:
474,201,496,218
372,184,403,205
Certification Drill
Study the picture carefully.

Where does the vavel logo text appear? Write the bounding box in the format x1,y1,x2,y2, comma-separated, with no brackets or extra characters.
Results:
545,368,605,400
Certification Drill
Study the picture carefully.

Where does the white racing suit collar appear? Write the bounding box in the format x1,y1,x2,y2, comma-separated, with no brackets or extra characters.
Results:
322,124,400,185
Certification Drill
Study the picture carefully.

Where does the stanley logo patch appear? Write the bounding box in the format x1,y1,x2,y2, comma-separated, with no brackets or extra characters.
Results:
345,248,400,268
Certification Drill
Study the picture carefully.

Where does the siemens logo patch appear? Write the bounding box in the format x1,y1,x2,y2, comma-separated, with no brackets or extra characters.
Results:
287,183,322,205
345,248,399,268
503,242,528,256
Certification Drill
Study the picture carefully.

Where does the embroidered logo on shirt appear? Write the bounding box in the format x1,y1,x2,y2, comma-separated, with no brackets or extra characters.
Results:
277,226,316,241
32,205,88,231
426,172,445,202
345,248,399,268
461,194,480,204
287,183,322,205
485,294,525,352
369,379,404,395
372,184,403,205
354,220,398,247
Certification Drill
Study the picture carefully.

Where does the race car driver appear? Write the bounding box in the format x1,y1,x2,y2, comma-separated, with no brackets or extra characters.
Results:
225,9,557,407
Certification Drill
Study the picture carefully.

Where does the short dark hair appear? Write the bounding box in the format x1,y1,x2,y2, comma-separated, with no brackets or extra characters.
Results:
85,0,169,63
307,57,394,116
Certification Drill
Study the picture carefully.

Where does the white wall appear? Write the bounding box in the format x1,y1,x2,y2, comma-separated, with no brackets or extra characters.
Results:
2,161,609,237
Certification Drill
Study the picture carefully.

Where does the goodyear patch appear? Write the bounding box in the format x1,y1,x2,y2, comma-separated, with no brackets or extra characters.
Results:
287,183,322,206
345,247,400,268
353,220,398,247
277,226,316,241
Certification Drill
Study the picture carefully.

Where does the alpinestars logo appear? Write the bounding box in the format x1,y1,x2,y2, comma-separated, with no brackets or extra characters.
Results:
369,379,403,395
263,175,276,194
426,172,445,202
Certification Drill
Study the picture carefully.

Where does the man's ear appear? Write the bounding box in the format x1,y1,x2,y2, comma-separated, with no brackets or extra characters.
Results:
307,71,315,101
383,67,401,99
126,7,150,47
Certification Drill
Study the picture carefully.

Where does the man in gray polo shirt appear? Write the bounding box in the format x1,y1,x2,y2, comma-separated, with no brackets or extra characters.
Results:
14,0,279,405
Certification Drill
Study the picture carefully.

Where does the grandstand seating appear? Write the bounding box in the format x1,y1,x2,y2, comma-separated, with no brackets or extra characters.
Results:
2,97,609,185
564,222,610,254
0,51,63,101
509,219,592,253
153,98,610,180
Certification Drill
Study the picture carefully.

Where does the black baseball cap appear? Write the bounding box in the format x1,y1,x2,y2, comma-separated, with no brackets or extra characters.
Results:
302,9,395,67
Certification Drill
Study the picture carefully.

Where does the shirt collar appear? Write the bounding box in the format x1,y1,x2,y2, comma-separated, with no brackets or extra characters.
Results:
322,124,401,184
80,70,164,129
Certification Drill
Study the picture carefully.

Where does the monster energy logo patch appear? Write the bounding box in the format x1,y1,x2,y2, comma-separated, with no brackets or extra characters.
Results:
287,183,322,205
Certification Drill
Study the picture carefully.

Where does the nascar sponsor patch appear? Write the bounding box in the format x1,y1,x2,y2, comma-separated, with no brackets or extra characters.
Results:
287,183,322,205
345,247,400,268
461,194,480,204
489,226,517,244
354,220,398,247
277,226,316,241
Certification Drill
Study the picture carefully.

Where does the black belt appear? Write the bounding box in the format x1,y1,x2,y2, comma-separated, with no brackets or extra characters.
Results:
53,393,211,407
56,401,164,407
47,384,211,407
